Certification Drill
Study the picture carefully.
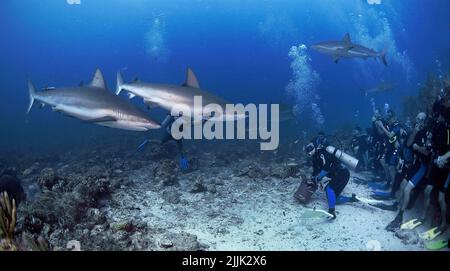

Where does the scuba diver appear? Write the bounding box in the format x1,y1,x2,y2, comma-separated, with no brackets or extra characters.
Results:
138,114,190,171
305,132,357,219
368,110,386,172
350,125,369,170
386,112,431,231
372,125,414,200
372,109,401,191
420,90,450,234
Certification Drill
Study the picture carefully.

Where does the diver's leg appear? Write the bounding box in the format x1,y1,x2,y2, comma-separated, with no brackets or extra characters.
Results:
398,179,408,203
402,163,427,211
325,185,337,219
363,150,369,170
388,165,396,188
438,191,448,232
421,185,433,222
380,158,390,184
401,182,415,212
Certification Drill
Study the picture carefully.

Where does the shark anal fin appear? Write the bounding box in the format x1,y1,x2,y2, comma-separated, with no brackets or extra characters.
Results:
84,116,117,123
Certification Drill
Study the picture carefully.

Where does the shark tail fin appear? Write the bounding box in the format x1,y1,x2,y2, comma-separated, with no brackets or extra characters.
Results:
27,80,36,114
380,49,388,67
116,71,124,95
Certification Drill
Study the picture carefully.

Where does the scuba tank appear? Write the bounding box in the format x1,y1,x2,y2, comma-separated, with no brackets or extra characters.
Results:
325,145,359,171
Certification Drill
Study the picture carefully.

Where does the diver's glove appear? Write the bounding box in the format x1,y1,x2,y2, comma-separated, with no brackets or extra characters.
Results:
435,156,447,168
179,156,189,171
318,177,331,191
137,138,150,151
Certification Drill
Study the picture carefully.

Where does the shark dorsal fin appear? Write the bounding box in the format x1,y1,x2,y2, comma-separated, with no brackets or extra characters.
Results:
90,68,107,89
183,68,200,88
343,33,351,45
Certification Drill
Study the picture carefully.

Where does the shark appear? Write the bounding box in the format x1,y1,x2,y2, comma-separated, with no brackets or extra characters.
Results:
115,68,246,122
27,69,160,131
360,81,394,96
311,33,388,66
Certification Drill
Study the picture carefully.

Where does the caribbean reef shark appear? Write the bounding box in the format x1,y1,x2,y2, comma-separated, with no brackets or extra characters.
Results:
27,69,160,131
115,68,246,122
311,33,388,66
360,81,394,96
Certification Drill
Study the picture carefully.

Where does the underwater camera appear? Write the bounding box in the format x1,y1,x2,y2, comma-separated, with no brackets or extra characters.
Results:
325,145,359,171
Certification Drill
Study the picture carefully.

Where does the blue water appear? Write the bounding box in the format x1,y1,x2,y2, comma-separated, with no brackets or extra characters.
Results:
0,0,449,152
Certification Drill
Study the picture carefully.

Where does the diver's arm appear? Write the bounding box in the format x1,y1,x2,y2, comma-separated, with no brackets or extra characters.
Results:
315,169,328,182
376,121,395,138
413,143,430,156
406,130,418,147
436,150,450,167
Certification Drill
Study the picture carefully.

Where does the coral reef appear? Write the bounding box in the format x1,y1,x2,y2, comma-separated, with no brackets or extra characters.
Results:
0,192,16,240
402,70,450,119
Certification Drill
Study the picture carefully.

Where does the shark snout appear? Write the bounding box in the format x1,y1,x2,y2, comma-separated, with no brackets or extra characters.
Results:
141,118,161,130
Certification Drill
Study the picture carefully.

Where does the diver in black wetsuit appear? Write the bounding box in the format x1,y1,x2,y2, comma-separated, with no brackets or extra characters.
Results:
373,109,401,191
138,114,189,170
305,133,357,219
385,112,431,231
350,125,369,170
372,127,416,200
421,90,450,233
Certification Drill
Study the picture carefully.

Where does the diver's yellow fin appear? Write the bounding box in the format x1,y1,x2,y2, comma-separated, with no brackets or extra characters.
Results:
420,227,441,241
400,219,422,230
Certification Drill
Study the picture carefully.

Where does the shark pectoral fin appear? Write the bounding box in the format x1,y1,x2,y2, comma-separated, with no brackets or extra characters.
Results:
128,93,136,99
84,116,117,123
144,100,159,109
343,45,354,51
333,55,340,63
